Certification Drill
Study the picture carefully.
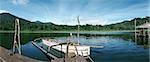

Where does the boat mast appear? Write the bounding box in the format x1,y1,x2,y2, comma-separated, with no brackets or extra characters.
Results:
77,16,80,45
134,19,137,43
13,18,21,54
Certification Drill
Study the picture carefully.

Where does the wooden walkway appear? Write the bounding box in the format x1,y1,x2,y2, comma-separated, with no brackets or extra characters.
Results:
51,56,87,62
0,46,41,62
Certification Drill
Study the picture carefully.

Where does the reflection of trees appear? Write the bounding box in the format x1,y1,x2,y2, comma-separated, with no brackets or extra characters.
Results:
0,33,14,49
1,33,149,49
113,34,149,46
82,33,149,47
0,33,70,49
136,36,148,45
81,34,134,41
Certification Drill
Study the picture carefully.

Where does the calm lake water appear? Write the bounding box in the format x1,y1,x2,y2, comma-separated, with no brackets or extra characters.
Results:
0,32,149,62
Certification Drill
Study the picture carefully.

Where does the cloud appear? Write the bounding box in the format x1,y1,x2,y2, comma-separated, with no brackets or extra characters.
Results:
80,18,109,25
53,18,109,25
4,0,148,25
101,3,148,24
0,10,9,13
11,0,29,5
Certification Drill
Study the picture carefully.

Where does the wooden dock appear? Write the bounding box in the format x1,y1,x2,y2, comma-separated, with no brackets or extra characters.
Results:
0,46,41,62
51,56,87,62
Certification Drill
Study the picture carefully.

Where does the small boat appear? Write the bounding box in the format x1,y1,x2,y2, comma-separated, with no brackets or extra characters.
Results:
32,38,94,62
42,39,90,57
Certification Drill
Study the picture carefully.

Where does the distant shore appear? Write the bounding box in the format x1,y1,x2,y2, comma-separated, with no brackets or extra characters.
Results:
0,30,134,33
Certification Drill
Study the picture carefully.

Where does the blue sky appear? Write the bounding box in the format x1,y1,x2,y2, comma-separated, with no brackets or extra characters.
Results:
0,0,149,25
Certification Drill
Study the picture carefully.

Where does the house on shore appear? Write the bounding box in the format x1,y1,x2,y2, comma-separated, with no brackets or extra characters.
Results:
135,23,150,46
136,23,150,37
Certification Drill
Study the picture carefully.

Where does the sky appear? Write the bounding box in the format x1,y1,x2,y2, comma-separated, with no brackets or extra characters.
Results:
0,0,149,25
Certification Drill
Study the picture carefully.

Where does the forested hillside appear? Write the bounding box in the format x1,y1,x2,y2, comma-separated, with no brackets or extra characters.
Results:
0,13,149,31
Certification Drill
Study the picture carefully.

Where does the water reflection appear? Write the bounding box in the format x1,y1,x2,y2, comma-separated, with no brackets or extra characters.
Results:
0,33,70,49
0,32,149,49
136,36,149,48
0,32,149,62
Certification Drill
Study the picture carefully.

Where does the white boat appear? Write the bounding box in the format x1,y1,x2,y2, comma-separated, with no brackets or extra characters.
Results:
42,16,91,57
42,39,90,56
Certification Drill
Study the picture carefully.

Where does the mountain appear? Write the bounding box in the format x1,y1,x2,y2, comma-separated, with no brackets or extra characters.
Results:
102,17,150,30
0,13,55,31
0,13,150,31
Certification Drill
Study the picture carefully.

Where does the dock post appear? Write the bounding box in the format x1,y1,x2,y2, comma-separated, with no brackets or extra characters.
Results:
134,19,137,44
48,46,50,52
148,28,150,45
77,16,80,45
13,19,21,54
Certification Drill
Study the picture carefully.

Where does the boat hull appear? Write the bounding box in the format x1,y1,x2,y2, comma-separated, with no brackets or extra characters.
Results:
42,39,90,56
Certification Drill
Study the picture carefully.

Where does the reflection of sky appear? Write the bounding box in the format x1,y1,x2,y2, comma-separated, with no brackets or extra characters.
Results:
23,34,149,62
0,0,149,25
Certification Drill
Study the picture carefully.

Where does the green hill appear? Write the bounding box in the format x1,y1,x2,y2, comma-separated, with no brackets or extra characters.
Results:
0,13,149,31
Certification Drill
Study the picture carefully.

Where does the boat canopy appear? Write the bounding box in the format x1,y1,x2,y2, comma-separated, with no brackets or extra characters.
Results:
136,23,150,29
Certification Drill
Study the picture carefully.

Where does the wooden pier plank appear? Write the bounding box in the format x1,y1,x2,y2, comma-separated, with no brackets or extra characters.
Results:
51,56,87,62
0,46,41,62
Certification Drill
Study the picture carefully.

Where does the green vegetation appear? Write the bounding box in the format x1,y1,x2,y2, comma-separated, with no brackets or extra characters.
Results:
0,13,150,31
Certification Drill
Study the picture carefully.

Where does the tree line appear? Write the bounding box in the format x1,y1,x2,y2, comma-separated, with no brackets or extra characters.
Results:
0,13,150,31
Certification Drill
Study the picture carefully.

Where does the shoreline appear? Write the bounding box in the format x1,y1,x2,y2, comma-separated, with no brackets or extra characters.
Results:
0,30,134,33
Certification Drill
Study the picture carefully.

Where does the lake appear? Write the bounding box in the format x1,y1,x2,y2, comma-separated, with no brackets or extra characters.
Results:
0,32,149,62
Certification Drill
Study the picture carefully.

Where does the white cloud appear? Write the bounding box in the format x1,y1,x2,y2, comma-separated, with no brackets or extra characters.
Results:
0,10,9,13
80,18,108,25
101,3,148,24
54,18,109,25
11,0,29,5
